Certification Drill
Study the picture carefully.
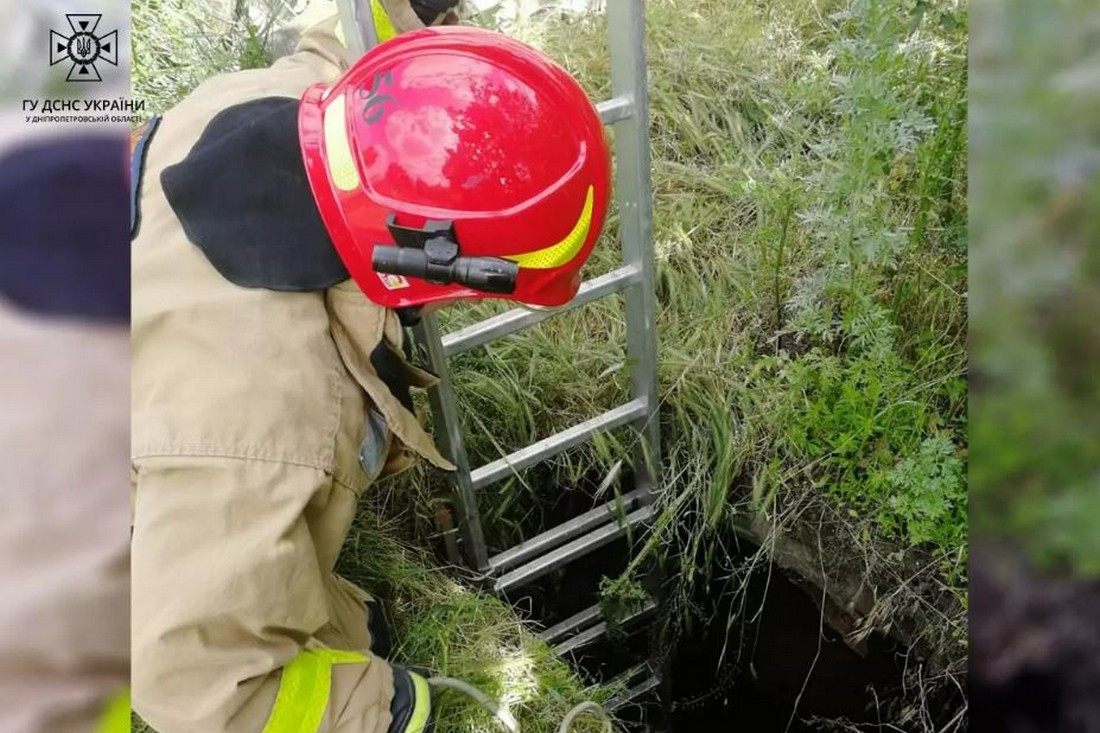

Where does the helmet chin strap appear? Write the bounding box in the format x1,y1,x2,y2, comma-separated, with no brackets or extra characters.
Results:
397,300,567,329
397,307,423,328
410,0,460,26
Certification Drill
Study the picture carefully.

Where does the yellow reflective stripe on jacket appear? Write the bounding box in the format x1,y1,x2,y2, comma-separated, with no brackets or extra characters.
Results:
371,0,399,42
263,650,370,733
95,686,131,733
334,0,398,47
407,673,432,733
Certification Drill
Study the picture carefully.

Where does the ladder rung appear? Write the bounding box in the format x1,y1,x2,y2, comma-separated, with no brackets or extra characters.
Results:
442,265,642,357
555,620,609,656
490,487,648,574
538,603,603,645
472,400,647,491
608,674,662,712
553,599,658,655
612,663,651,688
495,506,654,594
597,95,634,124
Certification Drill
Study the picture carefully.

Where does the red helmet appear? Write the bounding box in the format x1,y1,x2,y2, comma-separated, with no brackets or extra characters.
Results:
298,26,612,309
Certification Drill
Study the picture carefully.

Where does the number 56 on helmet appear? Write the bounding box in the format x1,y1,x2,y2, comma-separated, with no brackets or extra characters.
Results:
299,26,613,309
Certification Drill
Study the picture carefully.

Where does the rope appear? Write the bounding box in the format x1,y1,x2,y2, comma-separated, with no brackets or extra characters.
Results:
426,676,614,733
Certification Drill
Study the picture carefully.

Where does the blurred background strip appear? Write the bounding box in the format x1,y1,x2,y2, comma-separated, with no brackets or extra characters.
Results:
0,1,131,732
970,0,1100,730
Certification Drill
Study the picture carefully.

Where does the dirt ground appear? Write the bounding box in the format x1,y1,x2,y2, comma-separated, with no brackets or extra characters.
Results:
970,544,1100,733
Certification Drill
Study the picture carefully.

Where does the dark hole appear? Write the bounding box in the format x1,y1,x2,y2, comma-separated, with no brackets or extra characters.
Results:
663,551,910,731
465,463,958,730
972,669,1060,733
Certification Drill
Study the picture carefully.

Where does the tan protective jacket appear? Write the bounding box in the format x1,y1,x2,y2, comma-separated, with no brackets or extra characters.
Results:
131,13,452,733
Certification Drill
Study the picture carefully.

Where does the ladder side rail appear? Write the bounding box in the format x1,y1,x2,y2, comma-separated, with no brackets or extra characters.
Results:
335,0,378,58
607,0,662,502
414,315,491,571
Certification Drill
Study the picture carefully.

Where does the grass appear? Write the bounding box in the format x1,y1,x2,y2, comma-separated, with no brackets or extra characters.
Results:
133,0,969,727
132,0,277,115
339,511,622,733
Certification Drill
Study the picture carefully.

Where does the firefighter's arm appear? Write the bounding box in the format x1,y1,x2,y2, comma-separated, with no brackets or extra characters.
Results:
131,456,402,733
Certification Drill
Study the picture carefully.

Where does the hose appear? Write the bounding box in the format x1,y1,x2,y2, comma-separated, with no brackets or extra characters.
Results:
426,676,614,733
427,677,519,733
556,701,614,733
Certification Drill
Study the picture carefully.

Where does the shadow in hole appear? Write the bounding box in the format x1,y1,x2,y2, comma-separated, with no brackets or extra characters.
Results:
665,559,913,732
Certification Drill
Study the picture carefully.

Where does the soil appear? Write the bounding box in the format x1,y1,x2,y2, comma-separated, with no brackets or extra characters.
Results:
745,505,966,675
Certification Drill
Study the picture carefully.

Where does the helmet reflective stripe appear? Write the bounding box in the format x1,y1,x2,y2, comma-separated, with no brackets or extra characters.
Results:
323,94,361,191
505,185,594,269
262,650,370,733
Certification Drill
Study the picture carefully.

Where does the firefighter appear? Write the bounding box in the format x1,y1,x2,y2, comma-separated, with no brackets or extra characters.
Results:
129,2,612,732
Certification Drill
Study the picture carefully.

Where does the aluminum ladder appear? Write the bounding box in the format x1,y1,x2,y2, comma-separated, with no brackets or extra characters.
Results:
337,0,664,718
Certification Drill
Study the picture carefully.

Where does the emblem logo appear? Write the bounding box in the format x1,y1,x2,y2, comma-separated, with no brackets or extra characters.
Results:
50,14,119,82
